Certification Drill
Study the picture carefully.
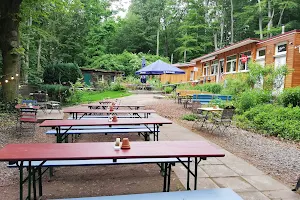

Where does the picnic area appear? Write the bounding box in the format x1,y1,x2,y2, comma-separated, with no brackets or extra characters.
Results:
1,0,300,199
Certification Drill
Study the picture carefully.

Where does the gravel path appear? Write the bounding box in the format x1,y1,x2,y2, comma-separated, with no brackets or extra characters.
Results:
145,98,300,189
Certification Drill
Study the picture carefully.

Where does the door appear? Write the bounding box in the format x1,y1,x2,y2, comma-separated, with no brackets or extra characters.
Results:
273,55,286,94
83,73,91,86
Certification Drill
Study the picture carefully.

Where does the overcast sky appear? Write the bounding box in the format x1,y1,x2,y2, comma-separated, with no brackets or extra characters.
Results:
111,0,131,18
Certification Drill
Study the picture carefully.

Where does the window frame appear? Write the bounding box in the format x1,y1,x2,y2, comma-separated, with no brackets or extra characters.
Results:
275,42,287,55
238,51,252,72
226,54,237,73
211,60,218,75
203,62,210,76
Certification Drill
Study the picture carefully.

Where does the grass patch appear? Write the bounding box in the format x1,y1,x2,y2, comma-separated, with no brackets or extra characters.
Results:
80,90,131,103
181,114,198,121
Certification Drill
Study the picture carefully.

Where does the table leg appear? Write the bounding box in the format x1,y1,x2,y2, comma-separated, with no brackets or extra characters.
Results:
187,157,191,190
163,163,167,192
194,157,198,190
19,161,24,200
167,163,172,192
33,167,37,200
28,161,32,200
38,167,43,197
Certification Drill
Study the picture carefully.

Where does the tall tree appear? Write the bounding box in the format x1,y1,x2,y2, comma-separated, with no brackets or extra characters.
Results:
0,0,23,102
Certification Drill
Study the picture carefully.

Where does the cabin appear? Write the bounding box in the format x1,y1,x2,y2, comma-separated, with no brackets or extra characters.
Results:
161,30,300,92
80,68,124,86
160,63,198,84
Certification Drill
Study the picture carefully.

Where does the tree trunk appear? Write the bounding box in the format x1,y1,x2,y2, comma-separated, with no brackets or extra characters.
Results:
214,33,218,50
23,16,32,84
156,28,160,56
258,0,263,39
230,0,234,43
267,0,273,37
183,50,186,63
0,0,23,102
220,13,224,47
277,4,286,27
37,38,42,71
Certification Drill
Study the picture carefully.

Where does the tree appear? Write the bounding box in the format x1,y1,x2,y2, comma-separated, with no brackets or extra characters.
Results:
0,0,23,102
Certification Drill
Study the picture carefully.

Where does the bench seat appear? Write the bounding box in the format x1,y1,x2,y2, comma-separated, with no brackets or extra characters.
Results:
45,128,157,135
58,125,155,130
50,188,242,200
67,115,140,120
8,158,188,168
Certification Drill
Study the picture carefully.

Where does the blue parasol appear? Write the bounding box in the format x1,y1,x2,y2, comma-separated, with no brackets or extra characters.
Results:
136,60,185,75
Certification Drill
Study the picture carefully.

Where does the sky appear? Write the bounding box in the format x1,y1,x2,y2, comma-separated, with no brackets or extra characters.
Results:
111,0,131,18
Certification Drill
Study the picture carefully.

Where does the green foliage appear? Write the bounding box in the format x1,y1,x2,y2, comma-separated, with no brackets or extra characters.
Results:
43,63,82,84
164,86,173,94
66,79,85,105
278,86,300,107
177,83,223,94
209,98,225,108
181,114,198,121
236,104,300,141
39,84,70,102
221,75,251,96
235,89,272,112
73,91,131,104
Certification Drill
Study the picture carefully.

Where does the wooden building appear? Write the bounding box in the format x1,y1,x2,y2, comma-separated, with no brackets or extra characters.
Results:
80,68,124,86
160,63,198,84
161,30,300,92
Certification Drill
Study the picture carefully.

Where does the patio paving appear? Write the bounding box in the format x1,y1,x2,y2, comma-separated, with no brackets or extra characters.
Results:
40,94,299,200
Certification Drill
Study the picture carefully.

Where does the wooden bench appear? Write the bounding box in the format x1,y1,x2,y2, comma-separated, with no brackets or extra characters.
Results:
45,125,159,142
49,188,242,200
9,158,190,196
67,115,141,120
191,94,232,104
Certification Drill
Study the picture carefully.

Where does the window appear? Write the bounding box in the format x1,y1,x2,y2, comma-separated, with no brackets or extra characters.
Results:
203,62,210,76
238,51,252,71
226,55,237,73
276,42,287,55
211,60,218,75
219,59,224,74
258,49,266,57
190,71,195,81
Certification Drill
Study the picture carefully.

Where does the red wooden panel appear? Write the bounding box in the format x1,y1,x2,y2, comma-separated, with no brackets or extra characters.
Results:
81,104,145,107
63,109,156,114
39,118,173,127
0,141,225,161
15,105,39,109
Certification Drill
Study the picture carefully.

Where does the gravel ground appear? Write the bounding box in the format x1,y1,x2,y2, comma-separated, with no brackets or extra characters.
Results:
145,98,300,190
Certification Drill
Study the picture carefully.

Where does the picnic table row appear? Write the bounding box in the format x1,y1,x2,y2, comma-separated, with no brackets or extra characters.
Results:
0,101,243,200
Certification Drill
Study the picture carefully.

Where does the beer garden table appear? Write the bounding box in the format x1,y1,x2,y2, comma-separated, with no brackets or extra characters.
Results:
63,108,156,119
81,103,145,110
40,118,172,142
0,141,225,200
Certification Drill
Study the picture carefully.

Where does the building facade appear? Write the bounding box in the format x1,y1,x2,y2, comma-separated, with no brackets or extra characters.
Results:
162,30,300,91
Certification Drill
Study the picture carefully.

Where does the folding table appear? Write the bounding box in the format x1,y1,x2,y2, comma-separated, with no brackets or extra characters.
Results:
0,141,225,200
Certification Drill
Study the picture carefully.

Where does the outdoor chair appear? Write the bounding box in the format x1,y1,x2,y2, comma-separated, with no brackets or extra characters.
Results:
48,101,62,114
210,106,235,134
32,92,48,114
192,102,208,130
16,100,38,134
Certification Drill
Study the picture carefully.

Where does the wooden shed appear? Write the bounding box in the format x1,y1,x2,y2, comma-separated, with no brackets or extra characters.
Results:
80,68,124,86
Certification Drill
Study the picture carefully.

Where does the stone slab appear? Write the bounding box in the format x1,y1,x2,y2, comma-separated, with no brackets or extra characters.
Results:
179,177,220,190
263,190,300,199
242,175,290,191
212,177,258,192
237,191,270,200
201,164,239,177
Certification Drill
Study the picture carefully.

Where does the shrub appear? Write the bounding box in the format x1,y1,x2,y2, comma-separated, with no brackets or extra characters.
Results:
181,114,198,121
43,63,82,84
278,86,300,107
66,79,85,104
236,104,300,141
110,82,126,91
235,89,272,112
164,86,173,94
39,84,70,102
221,76,250,96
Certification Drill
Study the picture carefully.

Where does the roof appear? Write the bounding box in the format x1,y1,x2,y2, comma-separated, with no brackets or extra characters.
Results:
80,68,124,74
172,63,196,68
257,29,300,45
191,38,260,62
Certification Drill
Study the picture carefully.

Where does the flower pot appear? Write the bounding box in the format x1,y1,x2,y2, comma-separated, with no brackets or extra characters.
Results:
121,138,131,149
112,115,118,122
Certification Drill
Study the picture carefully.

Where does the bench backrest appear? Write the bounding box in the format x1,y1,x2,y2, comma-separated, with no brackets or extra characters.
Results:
21,99,38,106
214,95,232,101
177,90,210,96
193,94,214,100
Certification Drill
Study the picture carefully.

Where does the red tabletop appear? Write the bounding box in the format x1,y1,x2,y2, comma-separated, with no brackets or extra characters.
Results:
81,104,145,108
15,105,40,109
0,141,225,161
40,118,172,127
63,108,156,114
